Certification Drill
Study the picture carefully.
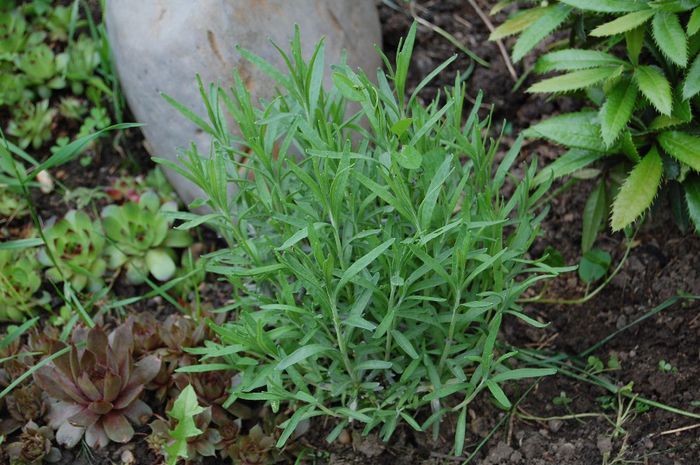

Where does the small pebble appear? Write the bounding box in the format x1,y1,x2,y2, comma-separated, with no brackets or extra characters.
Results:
337,428,351,445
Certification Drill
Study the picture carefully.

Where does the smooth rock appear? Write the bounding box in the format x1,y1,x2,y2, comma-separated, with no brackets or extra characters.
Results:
106,0,382,208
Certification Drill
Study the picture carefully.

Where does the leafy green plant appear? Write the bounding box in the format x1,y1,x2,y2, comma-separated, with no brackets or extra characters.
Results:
0,2,112,150
148,384,220,465
102,191,193,284
33,324,161,449
0,249,45,322
0,185,27,218
37,210,107,292
492,0,700,242
165,25,568,451
7,100,56,150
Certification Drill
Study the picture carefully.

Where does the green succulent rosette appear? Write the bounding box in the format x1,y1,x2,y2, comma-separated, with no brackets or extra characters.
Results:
0,249,43,321
102,191,192,284
37,210,106,292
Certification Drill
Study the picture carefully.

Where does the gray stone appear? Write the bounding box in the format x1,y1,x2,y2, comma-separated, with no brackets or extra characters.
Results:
106,0,382,207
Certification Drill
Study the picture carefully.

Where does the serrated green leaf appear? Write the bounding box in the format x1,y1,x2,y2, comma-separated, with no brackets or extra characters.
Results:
528,67,618,93
559,0,648,12
582,180,608,252
591,10,655,36
535,49,626,73
620,130,641,162
684,177,700,231
527,112,607,151
682,53,700,99
652,12,688,67
490,7,547,40
658,131,700,171
600,78,638,146
688,8,700,35
611,147,663,230
634,65,673,115
513,4,573,62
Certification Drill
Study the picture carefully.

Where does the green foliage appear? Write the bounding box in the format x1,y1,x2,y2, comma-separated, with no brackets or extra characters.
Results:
0,1,111,150
166,25,567,449
494,0,700,239
102,191,192,284
7,100,56,150
578,248,612,283
158,385,207,465
37,210,106,292
0,249,45,322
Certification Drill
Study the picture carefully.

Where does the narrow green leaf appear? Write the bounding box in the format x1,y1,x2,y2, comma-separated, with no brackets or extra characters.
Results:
600,78,638,146
682,53,700,99
611,147,663,231
336,239,395,292
490,7,546,40
419,156,452,229
455,407,466,456
277,405,313,447
391,330,419,359
591,10,655,37
486,381,512,408
528,67,618,93
658,131,700,171
354,360,393,371
652,12,688,67
276,344,330,371
490,368,556,383
582,180,608,252
0,238,44,250
535,49,626,73
513,4,573,62
634,66,673,115
688,8,700,36
534,149,607,185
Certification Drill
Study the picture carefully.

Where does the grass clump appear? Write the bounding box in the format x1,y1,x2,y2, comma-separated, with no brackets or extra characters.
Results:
162,24,568,452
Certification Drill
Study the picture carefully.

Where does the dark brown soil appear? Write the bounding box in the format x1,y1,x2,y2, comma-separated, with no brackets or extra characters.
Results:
3,1,699,464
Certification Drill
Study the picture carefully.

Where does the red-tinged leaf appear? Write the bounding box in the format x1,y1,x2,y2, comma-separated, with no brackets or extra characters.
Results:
56,421,85,448
102,412,134,444
85,422,110,449
87,327,108,364
69,406,101,427
122,398,153,425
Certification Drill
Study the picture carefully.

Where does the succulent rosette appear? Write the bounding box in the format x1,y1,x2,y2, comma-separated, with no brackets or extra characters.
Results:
0,249,44,321
101,191,192,284
33,324,161,448
6,421,61,464
37,210,106,292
